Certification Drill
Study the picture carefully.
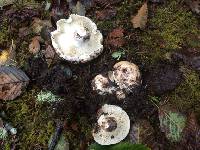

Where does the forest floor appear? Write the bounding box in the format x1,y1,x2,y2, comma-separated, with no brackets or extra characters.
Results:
0,0,200,150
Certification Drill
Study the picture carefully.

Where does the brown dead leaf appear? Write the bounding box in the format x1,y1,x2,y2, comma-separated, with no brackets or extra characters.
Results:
131,2,148,29
18,27,31,38
129,119,158,150
43,45,55,65
29,36,41,54
0,66,29,100
31,18,52,34
180,112,200,149
105,28,125,48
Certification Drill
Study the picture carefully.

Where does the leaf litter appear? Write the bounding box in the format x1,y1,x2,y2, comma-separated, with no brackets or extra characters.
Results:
1,0,200,149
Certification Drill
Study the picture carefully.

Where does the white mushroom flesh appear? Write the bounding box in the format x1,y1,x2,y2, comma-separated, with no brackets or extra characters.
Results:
93,104,130,145
51,14,103,63
92,74,116,95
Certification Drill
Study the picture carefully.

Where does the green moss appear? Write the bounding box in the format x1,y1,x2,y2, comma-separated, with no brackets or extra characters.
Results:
124,0,199,65
97,20,114,30
0,19,9,44
166,67,200,120
79,116,92,138
16,40,32,68
6,88,55,149
148,1,199,50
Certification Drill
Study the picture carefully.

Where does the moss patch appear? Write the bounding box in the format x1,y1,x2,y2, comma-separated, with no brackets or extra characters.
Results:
165,67,200,121
119,0,199,65
5,88,55,150
0,19,9,45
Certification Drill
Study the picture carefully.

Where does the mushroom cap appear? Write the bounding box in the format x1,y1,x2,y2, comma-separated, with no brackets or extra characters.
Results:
92,74,116,95
51,14,103,63
111,61,141,92
93,104,130,145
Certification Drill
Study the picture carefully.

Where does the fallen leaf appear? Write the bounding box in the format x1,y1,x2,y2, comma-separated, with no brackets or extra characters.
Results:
31,18,52,34
180,112,200,149
0,50,9,66
0,66,29,100
29,36,41,54
43,45,56,65
131,2,148,29
146,64,182,95
0,41,16,66
106,28,125,48
129,119,158,150
158,104,187,142
95,9,117,20
18,27,31,38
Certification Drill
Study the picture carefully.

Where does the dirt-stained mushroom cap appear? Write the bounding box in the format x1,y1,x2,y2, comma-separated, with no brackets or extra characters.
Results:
110,61,141,92
92,74,116,95
92,104,130,145
51,14,103,63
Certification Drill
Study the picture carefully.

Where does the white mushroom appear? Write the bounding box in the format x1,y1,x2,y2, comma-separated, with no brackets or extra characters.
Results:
92,61,141,99
92,74,116,95
111,61,141,92
51,14,103,63
92,104,130,145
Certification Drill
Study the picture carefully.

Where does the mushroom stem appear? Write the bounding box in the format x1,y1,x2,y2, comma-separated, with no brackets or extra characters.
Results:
74,27,90,42
101,117,117,132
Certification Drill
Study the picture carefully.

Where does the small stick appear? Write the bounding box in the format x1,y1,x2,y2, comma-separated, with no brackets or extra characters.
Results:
48,122,63,150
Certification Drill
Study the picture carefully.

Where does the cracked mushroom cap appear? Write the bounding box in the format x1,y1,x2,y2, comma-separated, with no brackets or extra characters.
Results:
92,74,116,95
92,104,130,145
110,61,141,92
51,14,103,63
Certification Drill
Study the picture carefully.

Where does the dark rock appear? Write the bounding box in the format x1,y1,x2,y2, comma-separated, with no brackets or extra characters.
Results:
145,63,183,95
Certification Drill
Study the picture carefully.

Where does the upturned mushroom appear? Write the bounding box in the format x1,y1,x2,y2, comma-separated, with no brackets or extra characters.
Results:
92,104,130,145
92,61,141,99
51,14,103,63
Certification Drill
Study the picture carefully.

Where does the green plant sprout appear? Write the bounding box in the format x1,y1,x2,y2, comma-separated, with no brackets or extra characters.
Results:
112,51,125,60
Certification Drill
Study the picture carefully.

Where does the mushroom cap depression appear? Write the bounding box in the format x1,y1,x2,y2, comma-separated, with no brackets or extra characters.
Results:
51,14,103,63
92,104,130,145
